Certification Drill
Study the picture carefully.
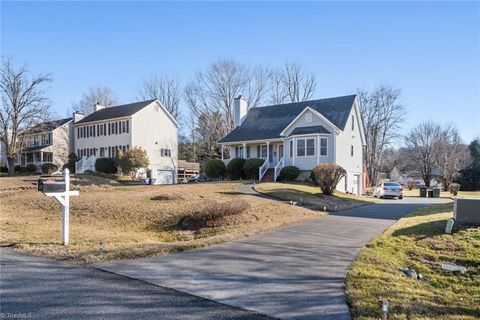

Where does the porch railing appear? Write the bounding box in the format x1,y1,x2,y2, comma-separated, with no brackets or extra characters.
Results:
76,155,97,174
258,159,268,182
274,157,284,181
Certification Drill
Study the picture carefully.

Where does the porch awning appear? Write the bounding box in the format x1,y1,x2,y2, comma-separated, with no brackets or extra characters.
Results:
288,125,331,136
23,145,50,152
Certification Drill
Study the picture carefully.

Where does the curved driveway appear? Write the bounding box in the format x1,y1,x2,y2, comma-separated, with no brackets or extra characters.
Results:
97,196,450,320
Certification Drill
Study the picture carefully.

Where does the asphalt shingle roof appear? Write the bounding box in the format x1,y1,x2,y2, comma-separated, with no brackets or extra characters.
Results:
288,125,331,136
220,94,356,143
25,118,72,134
75,100,156,124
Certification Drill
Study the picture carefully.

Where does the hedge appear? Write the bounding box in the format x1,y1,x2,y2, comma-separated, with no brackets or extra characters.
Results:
95,158,117,174
243,158,265,179
278,166,300,181
205,159,226,179
25,164,38,173
226,158,245,180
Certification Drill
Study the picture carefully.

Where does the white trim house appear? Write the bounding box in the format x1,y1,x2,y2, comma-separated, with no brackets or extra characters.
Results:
14,118,73,171
73,99,179,184
219,95,366,195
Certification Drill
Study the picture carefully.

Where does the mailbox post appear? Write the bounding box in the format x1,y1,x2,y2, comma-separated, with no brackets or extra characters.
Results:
39,168,79,245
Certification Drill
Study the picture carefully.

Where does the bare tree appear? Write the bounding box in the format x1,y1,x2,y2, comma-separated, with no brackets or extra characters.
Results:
0,59,52,173
137,74,181,120
272,61,317,103
404,121,444,187
358,85,405,186
379,148,399,179
437,125,471,190
70,86,117,115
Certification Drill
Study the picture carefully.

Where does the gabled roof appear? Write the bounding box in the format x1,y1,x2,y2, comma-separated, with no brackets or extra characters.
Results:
25,118,72,134
75,99,156,124
219,94,356,143
289,125,331,136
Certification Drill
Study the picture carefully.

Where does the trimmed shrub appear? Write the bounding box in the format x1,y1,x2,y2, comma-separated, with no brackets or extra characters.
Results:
118,147,149,176
180,200,250,230
95,158,117,174
226,158,246,180
278,166,300,181
312,163,346,195
448,183,461,196
25,164,38,173
309,170,318,185
204,159,226,179
14,165,22,172
243,158,265,179
64,152,78,173
0,166,8,173
41,162,58,174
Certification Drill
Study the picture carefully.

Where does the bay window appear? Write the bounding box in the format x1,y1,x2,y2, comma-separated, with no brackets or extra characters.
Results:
296,138,315,157
320,138,327,156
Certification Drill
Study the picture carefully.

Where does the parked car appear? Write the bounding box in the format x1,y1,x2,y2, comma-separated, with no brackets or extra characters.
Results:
187,173,209,183
374,181,404,199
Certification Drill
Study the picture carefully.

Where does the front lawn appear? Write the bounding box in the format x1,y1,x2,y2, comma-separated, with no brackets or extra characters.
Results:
346,203,480,320
255,182,376,211
0,177,320,264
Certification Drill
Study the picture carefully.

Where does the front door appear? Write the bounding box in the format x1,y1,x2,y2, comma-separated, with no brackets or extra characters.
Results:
269,144,273,165
352,174,360,195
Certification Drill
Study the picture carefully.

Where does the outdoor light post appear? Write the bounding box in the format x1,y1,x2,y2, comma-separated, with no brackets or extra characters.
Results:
38,168,79,246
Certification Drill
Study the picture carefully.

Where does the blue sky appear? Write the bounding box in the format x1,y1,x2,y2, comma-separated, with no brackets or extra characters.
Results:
1,1,479,143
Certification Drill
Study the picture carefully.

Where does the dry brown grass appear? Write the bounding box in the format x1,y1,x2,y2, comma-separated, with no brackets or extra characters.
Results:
0,178,320,264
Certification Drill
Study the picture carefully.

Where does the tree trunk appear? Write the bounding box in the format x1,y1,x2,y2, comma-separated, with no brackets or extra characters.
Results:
424,175,431,187
7,157,15,175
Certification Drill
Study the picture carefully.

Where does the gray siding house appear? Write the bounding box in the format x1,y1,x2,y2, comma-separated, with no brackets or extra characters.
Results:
219,94,366,195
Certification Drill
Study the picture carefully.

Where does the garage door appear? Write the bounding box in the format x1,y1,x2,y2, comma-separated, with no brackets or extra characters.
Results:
156,170,173,184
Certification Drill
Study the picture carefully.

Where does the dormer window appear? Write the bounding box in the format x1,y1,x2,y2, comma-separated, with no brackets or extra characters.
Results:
305,113,312,123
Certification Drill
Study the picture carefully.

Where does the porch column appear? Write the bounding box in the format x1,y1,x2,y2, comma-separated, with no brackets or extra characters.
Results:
317,134,320,165
266,142,270,165
243,143,246,158
40,151,43,164
292,138,295,166
221,145,224,160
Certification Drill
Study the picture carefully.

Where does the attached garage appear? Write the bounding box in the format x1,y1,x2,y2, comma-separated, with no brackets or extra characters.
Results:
156,170,174,184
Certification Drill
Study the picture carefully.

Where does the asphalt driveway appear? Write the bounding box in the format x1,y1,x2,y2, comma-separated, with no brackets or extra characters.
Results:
97,197,450,320
0,248,271,320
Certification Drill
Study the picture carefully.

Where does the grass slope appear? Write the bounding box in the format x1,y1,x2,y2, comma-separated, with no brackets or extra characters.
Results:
0,177,321,264
256,182,376,211
346,203,480,320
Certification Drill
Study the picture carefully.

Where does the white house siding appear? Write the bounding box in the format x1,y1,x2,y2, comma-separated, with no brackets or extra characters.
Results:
74,118,132,159
283,110,335,171
50,123,72,168
131,101,178,183
334,104,364,195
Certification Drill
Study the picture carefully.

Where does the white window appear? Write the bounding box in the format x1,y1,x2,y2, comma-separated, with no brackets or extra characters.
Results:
351,145,354,157
305,113,312,123
296,138,315,157
290,140,293,157
320,138,327,156
161,148,172,157
352,115,355,130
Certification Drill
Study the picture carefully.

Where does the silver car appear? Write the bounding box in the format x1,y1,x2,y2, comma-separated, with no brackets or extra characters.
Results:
374,181,404,199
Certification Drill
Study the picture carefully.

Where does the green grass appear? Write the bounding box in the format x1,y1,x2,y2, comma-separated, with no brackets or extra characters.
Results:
256,182,376,211
346,203,480,320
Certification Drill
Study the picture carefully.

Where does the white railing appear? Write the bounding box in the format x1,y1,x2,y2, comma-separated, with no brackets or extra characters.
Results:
258,159,268,182
274,157,284,181
75,155,97,174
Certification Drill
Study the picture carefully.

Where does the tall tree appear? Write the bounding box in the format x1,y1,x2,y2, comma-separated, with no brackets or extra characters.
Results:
404,121,444,187
458,138,480,190
276,61,317,103
436,125,471,190
358,85,405,186
70,86,117,115
137,74,181,120
0,59,52,173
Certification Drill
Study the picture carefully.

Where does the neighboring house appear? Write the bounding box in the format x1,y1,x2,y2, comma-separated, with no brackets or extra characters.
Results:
219,94,366,195
14,118,73,171
73,99,179,184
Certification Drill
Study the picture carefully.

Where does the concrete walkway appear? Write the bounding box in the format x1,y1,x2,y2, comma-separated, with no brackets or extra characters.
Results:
96,197,450,320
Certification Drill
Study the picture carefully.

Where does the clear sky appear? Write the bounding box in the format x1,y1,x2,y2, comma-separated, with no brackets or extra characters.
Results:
1,1,479,143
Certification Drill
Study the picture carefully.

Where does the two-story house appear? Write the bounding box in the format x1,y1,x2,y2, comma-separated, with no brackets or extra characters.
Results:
219,94,366,195
14,118,73,170
73,99,179,184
